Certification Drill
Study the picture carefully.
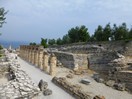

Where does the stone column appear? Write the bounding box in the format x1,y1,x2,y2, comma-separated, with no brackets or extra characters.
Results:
49,53,57,76
29,50,32,63
19,46,22,57
43,52,49,72
27,48,30,62
31,50,35,64
38,50,43,70
23,48,25,59
30,50,33,63
34,50,39,67
25,47,28,61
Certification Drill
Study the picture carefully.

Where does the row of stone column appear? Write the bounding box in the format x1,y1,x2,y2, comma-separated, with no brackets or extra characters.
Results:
19,45,57,76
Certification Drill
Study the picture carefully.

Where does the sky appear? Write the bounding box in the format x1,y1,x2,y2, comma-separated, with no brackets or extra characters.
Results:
0,0,132,43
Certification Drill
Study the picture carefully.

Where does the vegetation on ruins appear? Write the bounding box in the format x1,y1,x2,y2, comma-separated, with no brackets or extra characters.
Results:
48,39,56,45
68,25,90,43
41,38,48,48
39,23,132,47
29,42,37,45
94,23,132,41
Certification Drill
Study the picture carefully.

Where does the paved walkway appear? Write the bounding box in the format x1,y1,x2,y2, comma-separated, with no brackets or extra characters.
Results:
16,54,74,99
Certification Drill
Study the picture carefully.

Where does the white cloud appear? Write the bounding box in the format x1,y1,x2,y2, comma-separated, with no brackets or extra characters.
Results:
1,0,132,41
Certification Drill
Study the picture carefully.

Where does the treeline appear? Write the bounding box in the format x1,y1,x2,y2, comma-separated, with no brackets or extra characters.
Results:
30,23,132,48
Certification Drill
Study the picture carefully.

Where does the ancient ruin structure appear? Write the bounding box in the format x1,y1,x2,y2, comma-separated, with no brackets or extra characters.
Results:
19,45,57,76
51,40,132,93
19,40,132,93
19,45,89,75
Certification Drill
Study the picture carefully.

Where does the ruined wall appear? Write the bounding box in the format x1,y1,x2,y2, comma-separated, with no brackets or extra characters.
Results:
49,40,132,92
49,40,132,72
53,51,88,69
50,40,132,55
20,45,89,72
53,51,75,69
116,71,132,92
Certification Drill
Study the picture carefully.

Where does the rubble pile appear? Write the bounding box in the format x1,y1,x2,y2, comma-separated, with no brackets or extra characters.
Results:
0,55,40,98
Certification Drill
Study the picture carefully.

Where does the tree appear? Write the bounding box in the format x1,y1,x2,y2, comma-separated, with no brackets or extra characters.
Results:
0,8,8,28
68,25,90,43
111,24,118,41
0,8,8,35
113,23,129,40
89,34,96,41
103,23,112,41
79,25,90,42
62,34,70,44
128,28,132,40
94,25,104,41
68,27,79,43
41,38,48,48
48,39,56,45
56,38,63,45
29,42,36,45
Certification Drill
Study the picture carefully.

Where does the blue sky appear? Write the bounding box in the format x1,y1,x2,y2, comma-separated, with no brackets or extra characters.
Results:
0,0,132,43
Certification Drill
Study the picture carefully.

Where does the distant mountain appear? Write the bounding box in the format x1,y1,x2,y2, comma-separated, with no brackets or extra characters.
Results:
0,40,29,49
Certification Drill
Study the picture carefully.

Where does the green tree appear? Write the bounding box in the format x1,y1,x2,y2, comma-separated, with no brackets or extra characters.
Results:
62,34,70,44
111,24,118,40
29,42,36,45
0,8,8,35
56,38,63,45
128,28,132,40
68,25,90,43
48,39,56,45
68,27,79,43
0,45,3,50
0,8,8,27
79,25,90,42
103,23,112,41
113,23,129,40
41,38,48,48
89,34,96,41
94,25,104,41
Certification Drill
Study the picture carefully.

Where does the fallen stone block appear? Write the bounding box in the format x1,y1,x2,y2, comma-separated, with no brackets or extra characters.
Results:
43,89,52,96
81,79,91,85
105,80,115,87
93,95,105,99
66,74,73,79
52,77,95,99
113,83,125,91
38,79,48,91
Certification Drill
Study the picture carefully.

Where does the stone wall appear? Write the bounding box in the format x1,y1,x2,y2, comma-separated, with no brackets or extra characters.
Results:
116,71,132,92
53,51,88,69
89,51,120,75
50,40,132,55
